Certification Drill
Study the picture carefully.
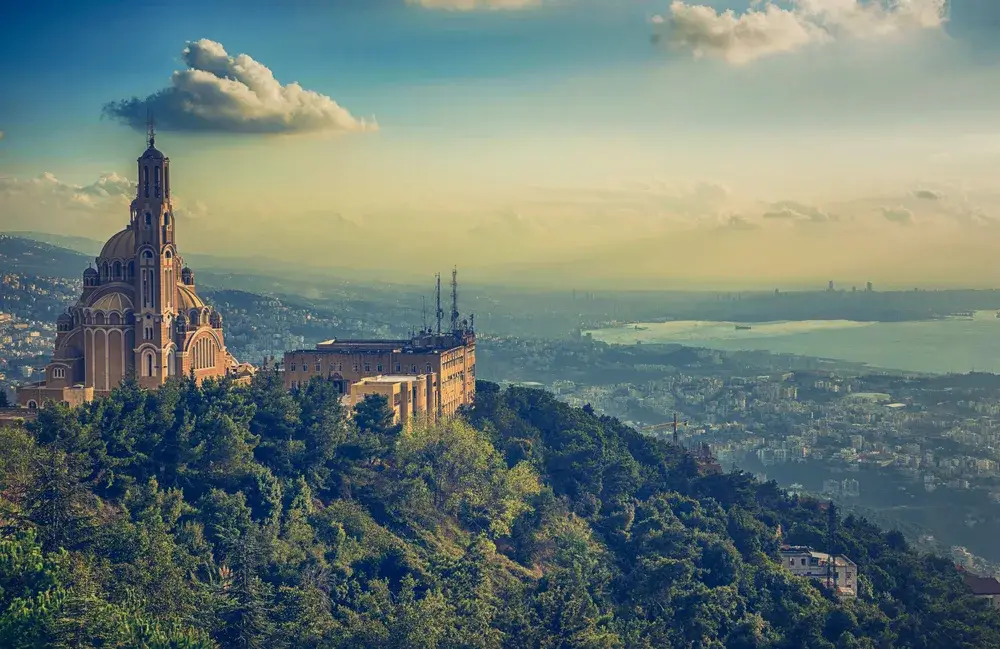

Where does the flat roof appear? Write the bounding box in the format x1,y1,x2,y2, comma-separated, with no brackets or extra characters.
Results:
359,374,426,383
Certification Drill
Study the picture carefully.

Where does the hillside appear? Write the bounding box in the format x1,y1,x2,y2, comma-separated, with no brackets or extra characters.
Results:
1,376,998,648
0,235,92,277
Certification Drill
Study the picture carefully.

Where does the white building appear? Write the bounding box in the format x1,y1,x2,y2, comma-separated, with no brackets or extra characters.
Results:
780,545,858,598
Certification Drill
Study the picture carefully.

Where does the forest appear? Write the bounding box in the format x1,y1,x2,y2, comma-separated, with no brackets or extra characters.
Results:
1,373,999,648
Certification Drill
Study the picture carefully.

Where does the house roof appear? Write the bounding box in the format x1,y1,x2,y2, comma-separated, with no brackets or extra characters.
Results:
961,570,1000,596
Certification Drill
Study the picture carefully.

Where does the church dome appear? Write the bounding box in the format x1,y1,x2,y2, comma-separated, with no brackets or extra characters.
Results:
176,283,205,312
90,292,133,312
99,228,135,261
141,145,165,161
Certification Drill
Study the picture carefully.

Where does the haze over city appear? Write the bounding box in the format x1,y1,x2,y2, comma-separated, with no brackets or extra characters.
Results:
2,0,1000,288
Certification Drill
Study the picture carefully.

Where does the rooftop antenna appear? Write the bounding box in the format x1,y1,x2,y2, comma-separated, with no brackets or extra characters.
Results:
435,273,443,335
450,266,459,333
146,109,156,148
421,295,428,333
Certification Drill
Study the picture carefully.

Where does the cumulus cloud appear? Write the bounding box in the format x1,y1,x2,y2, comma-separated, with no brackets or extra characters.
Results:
0,171,209,238
881,205,914,225
103,39,377,135
652,0,948,65
721,214,758,230
407,0,539,8
913,188,943,200
762,200,837,223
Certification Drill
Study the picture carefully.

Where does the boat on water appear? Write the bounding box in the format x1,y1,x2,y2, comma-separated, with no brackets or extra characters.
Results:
735,325,752,331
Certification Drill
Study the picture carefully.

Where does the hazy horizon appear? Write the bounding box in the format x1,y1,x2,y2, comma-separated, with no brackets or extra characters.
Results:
3,0,1000,289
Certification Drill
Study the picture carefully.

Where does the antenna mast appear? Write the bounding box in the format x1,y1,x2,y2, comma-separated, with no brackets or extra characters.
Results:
435,273,443,335
450,266,459,333
421,296,428,333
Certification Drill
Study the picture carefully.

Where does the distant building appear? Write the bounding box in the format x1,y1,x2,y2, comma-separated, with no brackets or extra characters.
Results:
780,545,858,598
866,281,873,292
346,374,436,429
827,280,835,292
15,132,250,410
958,566,1000,610
284,328,476,419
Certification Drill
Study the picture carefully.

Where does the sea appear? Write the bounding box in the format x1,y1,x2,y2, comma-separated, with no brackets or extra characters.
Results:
585,310,1000,375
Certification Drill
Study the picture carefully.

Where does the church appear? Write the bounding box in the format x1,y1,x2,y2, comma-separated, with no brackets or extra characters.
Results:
16,131,249,409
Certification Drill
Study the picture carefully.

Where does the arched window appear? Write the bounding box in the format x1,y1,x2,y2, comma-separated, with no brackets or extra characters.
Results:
141,251,155,308
27,400,38,410
164,212,171,226
127,261,135,281
112,261,122,279
143,351,155,377
144,212,152,226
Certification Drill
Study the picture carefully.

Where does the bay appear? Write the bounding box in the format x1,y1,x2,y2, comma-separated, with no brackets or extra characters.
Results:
586,311,1000,375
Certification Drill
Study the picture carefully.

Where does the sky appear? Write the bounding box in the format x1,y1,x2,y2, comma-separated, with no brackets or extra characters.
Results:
1,0,1000,290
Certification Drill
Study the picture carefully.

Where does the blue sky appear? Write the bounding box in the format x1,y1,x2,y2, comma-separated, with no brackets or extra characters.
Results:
2,0,1000,289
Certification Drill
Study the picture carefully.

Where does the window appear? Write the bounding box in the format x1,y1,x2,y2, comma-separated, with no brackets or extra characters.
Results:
145,212,152,226
164,212,171,226
290,364,296,372
395,364,401,373
377,364,383,373
53,367,65,379
315,362,321,372
426,363,432,373
353,364,359,372
144,326,153,340
364,363,371,372
27,400,38,410
411,364,417,373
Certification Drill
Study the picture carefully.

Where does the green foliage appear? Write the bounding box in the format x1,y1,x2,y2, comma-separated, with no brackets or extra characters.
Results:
0,375,997,648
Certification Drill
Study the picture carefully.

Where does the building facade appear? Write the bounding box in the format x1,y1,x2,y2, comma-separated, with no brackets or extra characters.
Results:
284,328,476,418
346,374,436,429
958,566,1000,610
17,132,247,409
779,545,858,598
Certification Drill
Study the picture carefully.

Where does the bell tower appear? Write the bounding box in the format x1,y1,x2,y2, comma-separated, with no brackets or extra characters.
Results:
131,115,178,387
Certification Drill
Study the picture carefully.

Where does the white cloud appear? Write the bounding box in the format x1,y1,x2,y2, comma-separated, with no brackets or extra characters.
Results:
103,39,377,135
0,171,208,236
652,0,948,65
880,205,915,224
407,0,540,9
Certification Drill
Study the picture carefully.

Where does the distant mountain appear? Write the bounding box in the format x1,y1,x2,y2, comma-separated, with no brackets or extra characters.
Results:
4,231,104,257
0,235,92,277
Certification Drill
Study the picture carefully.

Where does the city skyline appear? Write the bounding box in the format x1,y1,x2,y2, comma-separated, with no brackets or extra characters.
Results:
2,0,1000,288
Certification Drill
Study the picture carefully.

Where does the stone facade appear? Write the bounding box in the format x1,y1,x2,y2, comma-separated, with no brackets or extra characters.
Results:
284,330,476,418
17,133,247,409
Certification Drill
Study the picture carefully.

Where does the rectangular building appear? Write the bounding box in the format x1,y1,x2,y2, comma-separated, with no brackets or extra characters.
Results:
780,545,858,598
346,374,436,429
283,329,476,418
